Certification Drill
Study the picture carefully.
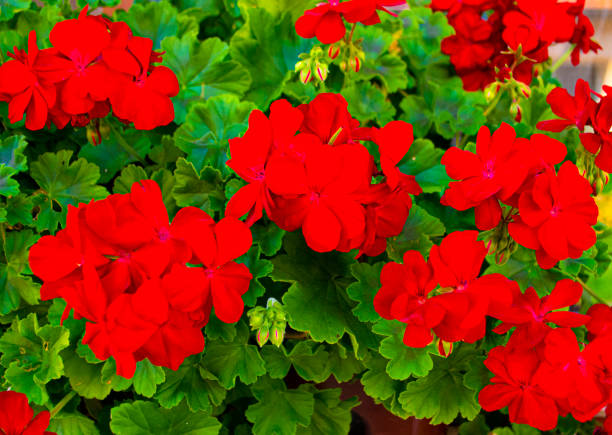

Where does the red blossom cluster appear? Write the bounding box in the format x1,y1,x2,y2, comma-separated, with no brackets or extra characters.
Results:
226,93,422,255
441,122,598,269
0,6,178,132
480,286,612,431
295,0,407,44
28,181,253,378
374,231,516,348
374,234,611,431
0,391,55,435
431,0,600,91
538,79,612,173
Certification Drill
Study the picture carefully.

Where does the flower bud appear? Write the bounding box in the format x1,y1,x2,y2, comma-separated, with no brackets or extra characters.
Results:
328,44,340,59
256,327,270,347
340,60,347,72
348,56,360,72
510,101,521,121
315,62,328,82
269,323,285,347
437,339,453,357
294,60,308,72
247,306,267,329
300,68,312,84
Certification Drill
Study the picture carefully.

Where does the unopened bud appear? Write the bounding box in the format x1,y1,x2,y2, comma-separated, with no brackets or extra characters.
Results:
437,339,453,357
510,101,521,120
348,56,360,72
315,62,328,82
294,60,308,72
340,60,347,72
328,44,340,59
300,68,312,84
269,323,285,347
247,306,267,329
256,327,269,347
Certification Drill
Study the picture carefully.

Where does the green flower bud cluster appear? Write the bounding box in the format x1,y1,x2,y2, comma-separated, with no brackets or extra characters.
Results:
247,298,287,347
295,46,329,84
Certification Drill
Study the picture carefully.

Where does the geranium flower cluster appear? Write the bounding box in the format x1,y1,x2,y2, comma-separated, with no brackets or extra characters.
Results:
28,180,253,378
374,231,517,348
431,0,601,91
0,391,55,435
226,93,422,255
0,6,178,132
441,122,599,269
538,79,612,174
374,234,611,431
480,288,612,431
295,0,407,44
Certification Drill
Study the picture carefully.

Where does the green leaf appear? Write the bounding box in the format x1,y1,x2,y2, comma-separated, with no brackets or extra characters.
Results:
114,1,195,49
172,159,225,212
362,54,411,94
229,7,314,108
360,354,407,418
398,139,449,194
341,81,396,126
236,245,273,307
5,194,35,226
0,230,40,315
201,321,266,389
324,343,363,383
374,320,433,380
113,165,148,194
0,0,31,22
400,96,433,138
174,95,255,174
0,135,28,197
110,401,221,435
271,233,379,358
162,34,252,123
346,262,384,323
245,377,315,435
485,246,565,292
288,341,330,383
260,345,291,379
0,313,70,404
133,359,166,398
48,413,101,435
251,223,285,257
30,150,108,234
148,136,185,167
155,355,226,411
61,349,112,400
398,346,482,424
79,128,152,184
386,205,445,262
296,386,358,435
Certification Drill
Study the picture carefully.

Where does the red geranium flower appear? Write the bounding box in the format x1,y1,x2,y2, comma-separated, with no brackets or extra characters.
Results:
0,391,55,435
494,279,589,347
373,250,444,347
586,304,612,341
298,93,361,145
226,99,304,225
537,79,596,133
428,231,515,343
580,90,612,173
106,36,179,130
295,1,347,44
29,180,253,378
0,31,58,130
508,161,598,269
266,142,371,252
479,346,559,431
441,123,531,230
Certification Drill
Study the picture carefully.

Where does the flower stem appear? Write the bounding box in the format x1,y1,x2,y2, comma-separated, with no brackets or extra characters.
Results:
550,45,574,74
347,23,357,44
109,123,146,164
49,391,76,419
575,276,609,305
483,91,503,117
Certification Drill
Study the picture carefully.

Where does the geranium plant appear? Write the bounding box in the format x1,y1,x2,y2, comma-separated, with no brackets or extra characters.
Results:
0,0,610,434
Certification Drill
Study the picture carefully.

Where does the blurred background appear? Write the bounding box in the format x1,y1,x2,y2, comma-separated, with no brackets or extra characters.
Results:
552,0,612,91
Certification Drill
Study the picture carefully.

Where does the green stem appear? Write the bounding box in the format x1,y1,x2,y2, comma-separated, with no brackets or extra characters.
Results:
347,23,357,44
483,91,503,117
550,45,574,74
49,391,76,419
575,276,608,305
109,123,146,164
